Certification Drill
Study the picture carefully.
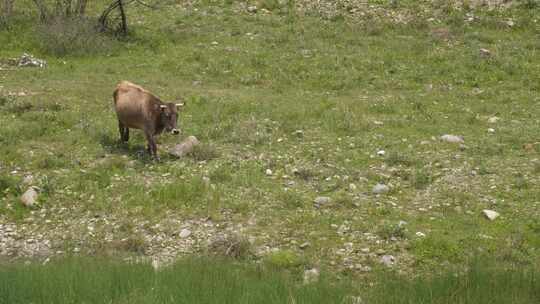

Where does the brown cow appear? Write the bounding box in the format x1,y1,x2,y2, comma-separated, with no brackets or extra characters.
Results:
113,81,184,159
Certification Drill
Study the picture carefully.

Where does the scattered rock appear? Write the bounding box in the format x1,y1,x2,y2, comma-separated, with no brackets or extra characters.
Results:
380,255,395,267
479,48,491,58
416,231,426,237
20,187,39,207
303,268,320,284
179,229,192,238
299,242,311,249
17,53,47,68
247,5,257,13
22,175,34,186
488,116,500,123
348,183,357,191
372,183,389,194
265,169,273,176
377,150,386,156
482,209,499,221
294,130,304,137
314,196,331,208
440,134,464,144
487,128,495,133
169,136,200,158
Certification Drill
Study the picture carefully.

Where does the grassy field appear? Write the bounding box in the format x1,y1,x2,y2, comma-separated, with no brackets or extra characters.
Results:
1,0,540,288
1,256,539,304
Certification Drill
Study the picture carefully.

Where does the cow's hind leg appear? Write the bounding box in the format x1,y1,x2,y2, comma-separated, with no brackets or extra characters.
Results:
118,121,129,142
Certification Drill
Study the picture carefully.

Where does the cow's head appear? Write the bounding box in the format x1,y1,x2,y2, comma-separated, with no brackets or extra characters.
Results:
159,101,185,135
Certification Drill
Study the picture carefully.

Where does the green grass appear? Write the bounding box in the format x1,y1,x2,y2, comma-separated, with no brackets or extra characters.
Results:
1,0,540,278
0,257,538,304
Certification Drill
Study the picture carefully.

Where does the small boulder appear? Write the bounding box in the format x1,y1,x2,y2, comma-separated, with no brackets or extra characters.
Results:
314,196,331,208
372,183,389,194
440,134,464,144
20,187,39,207
169,136,200,158
303,268,320,284
380,255,395,267
482,209,499,221
179,228,192,238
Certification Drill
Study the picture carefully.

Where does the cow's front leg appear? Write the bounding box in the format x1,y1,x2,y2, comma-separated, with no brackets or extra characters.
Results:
144,131,159,160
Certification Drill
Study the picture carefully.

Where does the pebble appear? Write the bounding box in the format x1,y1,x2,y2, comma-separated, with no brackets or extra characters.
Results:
20,187,39,207
488,116,500,123
372,183,389,194
416,232,426,237
265,169,273,176
179,229,192,238
299,242,311,249
314,196,331,207
303,268,320,284
479,48,491,57
380,255,395,267
377,150,386,156
482,209,499,221
440,134,464,144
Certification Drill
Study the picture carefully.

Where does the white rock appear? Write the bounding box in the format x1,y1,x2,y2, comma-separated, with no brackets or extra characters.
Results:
169,136,200,157
303,268,320,284
265,169,273,176
22,175,34,185
348,183,357,191
488,116,500,123
372,183,389,194
314,196,331,207
247,5,257,13
416,232,426,237
20,187,39,207
482,209,499,221
377,150,386,156
487,128,495,133
380,255,395,267
179,229,192,238
440,134,464,144
480,48,491,57
299,242,310,249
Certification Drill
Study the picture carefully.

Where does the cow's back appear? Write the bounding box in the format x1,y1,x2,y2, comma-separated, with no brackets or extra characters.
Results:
114,81,153,130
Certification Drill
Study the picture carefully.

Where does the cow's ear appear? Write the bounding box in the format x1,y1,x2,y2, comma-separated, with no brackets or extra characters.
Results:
160,105,167,112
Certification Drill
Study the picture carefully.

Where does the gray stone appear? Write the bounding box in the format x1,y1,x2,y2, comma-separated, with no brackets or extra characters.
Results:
169,136,200,158
372,183,389,194
17,53,47,68
314,196,331,207
303,268,320,284
299,242,311,249
20,187,39,207
440,134,464,144
380,255,395,267
482,209,499,221
179,229,192,238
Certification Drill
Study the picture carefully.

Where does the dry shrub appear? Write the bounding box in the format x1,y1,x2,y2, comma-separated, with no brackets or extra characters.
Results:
36,16,115,56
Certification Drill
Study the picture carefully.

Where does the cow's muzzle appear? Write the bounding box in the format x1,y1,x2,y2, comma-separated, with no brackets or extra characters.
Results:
171,129,180,135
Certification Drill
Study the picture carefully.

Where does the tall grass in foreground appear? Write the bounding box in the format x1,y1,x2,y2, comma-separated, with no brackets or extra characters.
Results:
0,257,539,304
